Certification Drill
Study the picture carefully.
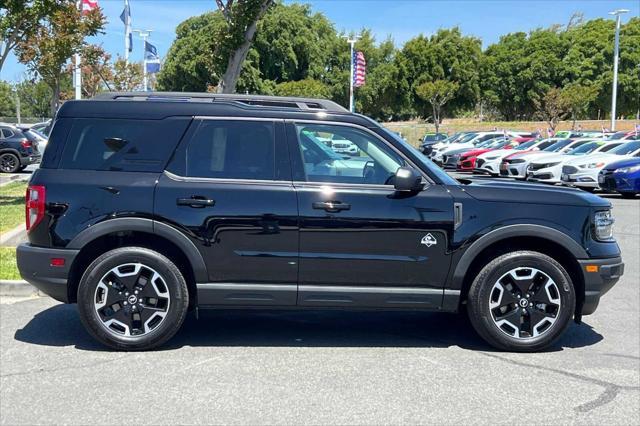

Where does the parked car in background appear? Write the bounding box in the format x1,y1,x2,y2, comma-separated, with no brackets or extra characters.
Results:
526,140,621,184
30,119,53,137
457,137,520,172
0,124,42,173
418,132,449,155
429,132,478,158
598,157,640,198
561,140,640,191
439,136,507,169
499,138,590,179
329,138,359,155
475,138,557,176
17,125,48,152
432,132,517,164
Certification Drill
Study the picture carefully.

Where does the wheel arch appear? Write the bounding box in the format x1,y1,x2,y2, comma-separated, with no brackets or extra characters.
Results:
66,218,207,308
447,224,586,317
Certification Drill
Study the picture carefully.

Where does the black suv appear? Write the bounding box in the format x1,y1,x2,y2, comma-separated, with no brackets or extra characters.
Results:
17,93,624,351
0,124,42,173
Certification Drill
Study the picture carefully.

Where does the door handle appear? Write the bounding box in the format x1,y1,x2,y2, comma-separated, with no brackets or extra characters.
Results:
177,196,215,208
312,201,351,212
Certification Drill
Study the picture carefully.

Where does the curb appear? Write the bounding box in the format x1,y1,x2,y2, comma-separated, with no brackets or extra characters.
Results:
0,224,25,246
0,174,29,187
0,280,41,297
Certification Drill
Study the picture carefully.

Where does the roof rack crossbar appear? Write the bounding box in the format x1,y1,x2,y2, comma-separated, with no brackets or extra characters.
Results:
92,92,348,112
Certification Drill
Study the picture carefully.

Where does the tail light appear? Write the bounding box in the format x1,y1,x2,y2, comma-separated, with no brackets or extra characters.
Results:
20,139,32,149
26,185,46,232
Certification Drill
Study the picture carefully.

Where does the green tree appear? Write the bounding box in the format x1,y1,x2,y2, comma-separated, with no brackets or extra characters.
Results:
533,87,567,131
274,78,330,98
0,0,64,73
15,79,53,118
15,2,104,116
561,84,599,128
213,0,274,93
112,57,143,91
0,81,16,117
415,79,459,133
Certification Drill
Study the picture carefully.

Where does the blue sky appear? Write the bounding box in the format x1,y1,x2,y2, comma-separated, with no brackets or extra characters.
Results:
2,0,638,82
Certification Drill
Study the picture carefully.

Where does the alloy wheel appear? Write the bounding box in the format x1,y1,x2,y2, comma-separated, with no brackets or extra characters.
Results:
0,154,18,173
93,263,171,337
488,267,561,339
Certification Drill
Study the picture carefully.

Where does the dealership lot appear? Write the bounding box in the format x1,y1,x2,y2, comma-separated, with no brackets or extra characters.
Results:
1,190,638,424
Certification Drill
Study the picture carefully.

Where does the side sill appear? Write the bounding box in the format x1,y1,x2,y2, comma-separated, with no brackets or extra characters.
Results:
298,285,444,309
196,283,297,306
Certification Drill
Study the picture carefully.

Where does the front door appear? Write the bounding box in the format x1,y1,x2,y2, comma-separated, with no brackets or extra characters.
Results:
155,118,298,306
286,121,454,309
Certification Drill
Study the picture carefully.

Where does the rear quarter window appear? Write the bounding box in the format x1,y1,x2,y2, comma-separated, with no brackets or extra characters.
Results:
58,117,190,172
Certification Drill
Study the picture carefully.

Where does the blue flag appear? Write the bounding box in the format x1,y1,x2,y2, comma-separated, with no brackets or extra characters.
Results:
146,61,161,74
120,1,132,53
144,41,158,60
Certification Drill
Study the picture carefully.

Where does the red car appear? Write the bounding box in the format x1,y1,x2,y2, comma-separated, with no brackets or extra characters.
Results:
456,137,534,171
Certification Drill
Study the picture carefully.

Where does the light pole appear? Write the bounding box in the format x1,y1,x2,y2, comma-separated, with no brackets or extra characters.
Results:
133,29,153,91
609,8,629,131
343,35,360,112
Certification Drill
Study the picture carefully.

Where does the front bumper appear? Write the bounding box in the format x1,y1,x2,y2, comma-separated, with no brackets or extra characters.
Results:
561,170,600,188
578,256,624,316
16,243,79,303
500,161,527,178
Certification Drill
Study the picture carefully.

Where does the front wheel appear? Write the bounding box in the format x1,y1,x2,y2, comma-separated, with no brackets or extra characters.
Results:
77,247,189,350
467,251,575,352
0,153,20,173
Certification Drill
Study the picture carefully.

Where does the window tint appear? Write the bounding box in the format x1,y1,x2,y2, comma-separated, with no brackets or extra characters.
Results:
59,118,189,172
0,127,15,138
185,120,275,180
294,123,405,185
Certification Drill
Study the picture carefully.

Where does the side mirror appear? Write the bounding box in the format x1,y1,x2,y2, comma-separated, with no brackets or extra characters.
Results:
394,167,424,192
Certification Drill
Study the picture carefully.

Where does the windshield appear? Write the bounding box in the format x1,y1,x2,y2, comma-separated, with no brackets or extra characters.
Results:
609,131,628,140
456,133,478,144
384,129,458,185
543,139,572,152
598,143,622,153
515,140,537,150
567,141,600,155
610,141,640,155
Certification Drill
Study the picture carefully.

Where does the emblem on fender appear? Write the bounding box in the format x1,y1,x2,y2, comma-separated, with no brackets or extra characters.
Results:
421,233,437,247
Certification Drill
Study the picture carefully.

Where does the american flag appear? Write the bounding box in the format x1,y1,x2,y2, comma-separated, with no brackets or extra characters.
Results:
353,50,366,87
81,0,98,14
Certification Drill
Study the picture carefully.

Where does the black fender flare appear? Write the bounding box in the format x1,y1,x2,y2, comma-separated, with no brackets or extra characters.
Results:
449,224,588,293
67,217,208,282
0,147,22,158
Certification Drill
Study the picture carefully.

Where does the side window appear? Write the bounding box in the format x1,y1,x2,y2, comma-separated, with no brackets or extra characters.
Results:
59,118,189,172
185,120,275,180
294,123,405,185
1,127,15,139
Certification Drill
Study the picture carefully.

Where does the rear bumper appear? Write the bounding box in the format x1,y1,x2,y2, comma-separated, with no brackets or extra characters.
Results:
16,243,78,303
578,256,624,316
20,153,41,166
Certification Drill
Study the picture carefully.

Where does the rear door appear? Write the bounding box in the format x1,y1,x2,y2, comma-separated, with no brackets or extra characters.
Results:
155,118,299,307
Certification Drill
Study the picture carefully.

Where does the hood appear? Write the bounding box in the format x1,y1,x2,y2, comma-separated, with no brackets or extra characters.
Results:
529,153,571,165
603,157,640,171
441,142,474,154
509,151,557,162
563,152,618,166
478,148,515,160
442,145,474,156
460,148,491,159
460,179,610,207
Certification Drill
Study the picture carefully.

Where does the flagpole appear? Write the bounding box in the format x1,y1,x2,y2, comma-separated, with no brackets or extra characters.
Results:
124,0,130,64
134,29,152,91
344,36,359,113
75,1,82,100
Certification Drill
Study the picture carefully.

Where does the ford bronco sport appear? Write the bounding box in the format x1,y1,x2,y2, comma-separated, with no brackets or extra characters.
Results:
17,93,624,351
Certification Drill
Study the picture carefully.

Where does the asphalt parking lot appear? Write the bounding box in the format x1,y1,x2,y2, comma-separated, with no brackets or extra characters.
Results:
1,176,639,424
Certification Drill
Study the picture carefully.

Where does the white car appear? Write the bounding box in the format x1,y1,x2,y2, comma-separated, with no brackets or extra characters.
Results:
475,139,556,176
499,138,593,179
432,131,522,163
329,138,359,155
561,140,640,190
527,141,624,184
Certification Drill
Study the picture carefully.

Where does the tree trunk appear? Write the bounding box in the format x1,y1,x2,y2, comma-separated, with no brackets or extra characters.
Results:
432,103,439,134
49,79,60,118
217,39,253,94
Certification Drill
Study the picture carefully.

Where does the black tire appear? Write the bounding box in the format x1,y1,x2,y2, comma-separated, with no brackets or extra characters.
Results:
581,187,596,193
620,192,637,199
17,165,27,172
77,247,189,350
0,153,20,173
467,251,575,352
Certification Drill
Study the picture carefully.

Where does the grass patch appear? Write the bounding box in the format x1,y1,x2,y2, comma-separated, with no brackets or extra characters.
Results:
0,247,20,280
0,181,26,234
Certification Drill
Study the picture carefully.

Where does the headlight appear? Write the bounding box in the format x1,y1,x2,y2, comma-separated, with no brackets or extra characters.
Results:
615,164,640,174
579,162,605,169
593,210,614,241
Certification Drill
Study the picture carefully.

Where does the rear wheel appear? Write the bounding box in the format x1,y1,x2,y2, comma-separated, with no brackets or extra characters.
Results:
77,247,189,350
467,251,575,352
0,153,20,173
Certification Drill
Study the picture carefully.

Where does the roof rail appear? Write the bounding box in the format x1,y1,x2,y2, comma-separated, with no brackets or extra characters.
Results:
92,92,348,113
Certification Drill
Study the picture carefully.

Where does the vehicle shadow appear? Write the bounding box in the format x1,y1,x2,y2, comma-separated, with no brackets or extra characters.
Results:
13,303,603,352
